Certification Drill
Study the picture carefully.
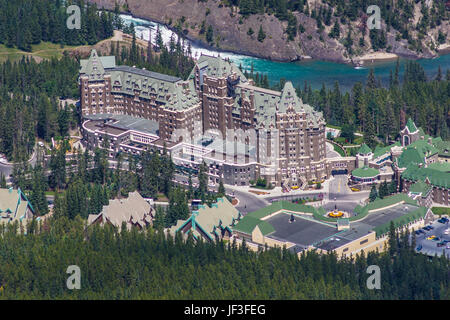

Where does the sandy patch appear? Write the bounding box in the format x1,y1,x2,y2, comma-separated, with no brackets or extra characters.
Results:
354,52,398,65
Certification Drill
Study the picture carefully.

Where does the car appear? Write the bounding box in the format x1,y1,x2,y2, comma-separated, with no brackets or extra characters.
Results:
427,235,436,240
416,245,422,251
447,244,450,250
432,237,440,241
437,241,446,247
415,230,423,235
445,229,450,235
438,217,449,224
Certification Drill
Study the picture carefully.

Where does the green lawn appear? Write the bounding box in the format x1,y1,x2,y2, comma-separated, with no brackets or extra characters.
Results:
326,124,342,130
332,143,346,157
0,42,79,63
431,207,450,216
334,136,363,147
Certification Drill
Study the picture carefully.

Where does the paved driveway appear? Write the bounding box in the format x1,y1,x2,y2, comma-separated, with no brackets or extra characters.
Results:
415,219,450,259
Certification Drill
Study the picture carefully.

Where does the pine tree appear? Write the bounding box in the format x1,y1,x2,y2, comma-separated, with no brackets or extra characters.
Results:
329,20,341,39
257,25,266,42
218,179,225,197
369,185,378,202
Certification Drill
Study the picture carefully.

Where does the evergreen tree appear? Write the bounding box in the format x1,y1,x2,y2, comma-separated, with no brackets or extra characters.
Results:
257,25,266,42
369,185,378,202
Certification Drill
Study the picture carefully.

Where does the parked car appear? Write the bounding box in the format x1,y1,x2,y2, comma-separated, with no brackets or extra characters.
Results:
437,241,446,247
438,217,449,224
444,229,450,235
416,244,422,251
432,237,440,241
427,235,436,240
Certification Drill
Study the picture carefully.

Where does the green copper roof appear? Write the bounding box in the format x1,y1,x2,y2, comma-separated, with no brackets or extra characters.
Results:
373,142,400,158
409,180,432,195
408,139,439,157
402,164,450,189
358,143,372,155
351,166,379,178
406,118,418,132
427,162,450,172
373,207,427,237
396,147,425,168
256,221,275,236
433,140,450,157
234,201,320,235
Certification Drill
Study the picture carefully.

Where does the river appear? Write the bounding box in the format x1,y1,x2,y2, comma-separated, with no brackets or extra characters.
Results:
120,14,449,91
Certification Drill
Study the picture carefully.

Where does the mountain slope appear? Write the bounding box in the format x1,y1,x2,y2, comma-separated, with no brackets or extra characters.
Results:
88,0,449,63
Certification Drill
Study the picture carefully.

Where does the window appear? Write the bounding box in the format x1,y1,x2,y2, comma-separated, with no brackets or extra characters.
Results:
360,239,368,245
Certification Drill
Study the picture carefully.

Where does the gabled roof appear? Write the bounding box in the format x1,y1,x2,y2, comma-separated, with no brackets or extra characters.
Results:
0,188,34,222
405,118,418,133
402,164,450,189
358,143,372,155
396,147,425,168
189,54,248,81
88,191,152,230
169,197,239,239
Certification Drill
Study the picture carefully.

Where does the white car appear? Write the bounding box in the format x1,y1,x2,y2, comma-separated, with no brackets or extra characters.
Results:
444,229,449,235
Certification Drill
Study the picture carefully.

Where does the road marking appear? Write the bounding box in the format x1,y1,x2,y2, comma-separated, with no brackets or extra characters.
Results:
338,180,341,193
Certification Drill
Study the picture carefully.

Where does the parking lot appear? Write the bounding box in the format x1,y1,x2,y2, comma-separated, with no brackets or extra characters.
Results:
415,217,450,259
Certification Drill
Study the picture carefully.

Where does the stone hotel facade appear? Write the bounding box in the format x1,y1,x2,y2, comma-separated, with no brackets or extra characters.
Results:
80,50,352,187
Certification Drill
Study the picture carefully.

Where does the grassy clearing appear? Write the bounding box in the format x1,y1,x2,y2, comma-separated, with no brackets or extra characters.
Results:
0,42,79,63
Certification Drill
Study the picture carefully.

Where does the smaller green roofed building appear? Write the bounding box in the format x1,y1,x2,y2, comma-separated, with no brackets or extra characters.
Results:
351,166,379,184
0,187,34,223
358,144,372,155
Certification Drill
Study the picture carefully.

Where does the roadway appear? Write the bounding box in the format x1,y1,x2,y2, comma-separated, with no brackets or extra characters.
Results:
0,145,40,182
225,186,270,215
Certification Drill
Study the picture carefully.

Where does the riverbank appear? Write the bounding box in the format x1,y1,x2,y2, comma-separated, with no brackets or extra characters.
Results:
353,52,400,66
438,44,450,55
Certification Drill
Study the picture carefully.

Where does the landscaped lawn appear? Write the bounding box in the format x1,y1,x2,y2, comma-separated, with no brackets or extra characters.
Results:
431,207,450,216
332,143,346,157
326,124,342,130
